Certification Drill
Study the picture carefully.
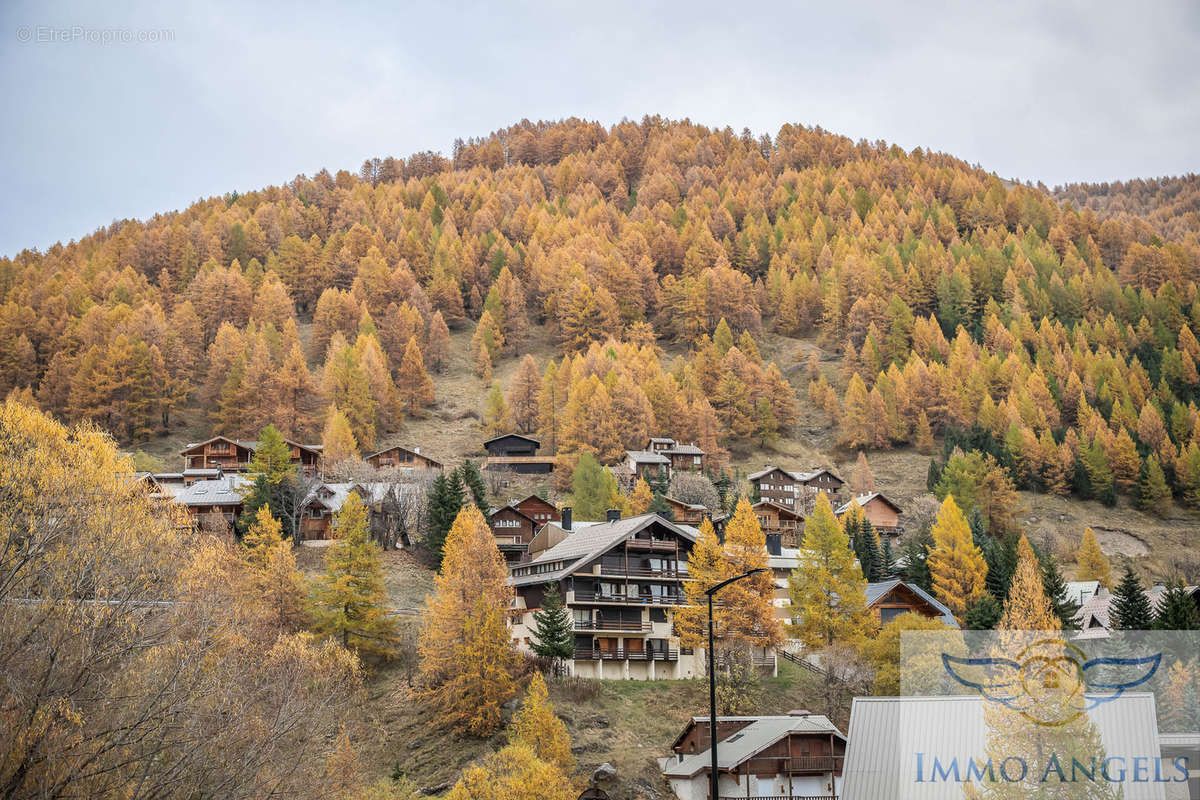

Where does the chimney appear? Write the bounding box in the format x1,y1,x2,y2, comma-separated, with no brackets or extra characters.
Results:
561,507,572,531
414,446,420,454
607,509,621,523
766,533,782,556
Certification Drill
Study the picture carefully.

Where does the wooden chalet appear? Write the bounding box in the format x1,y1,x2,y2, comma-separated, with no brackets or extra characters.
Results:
482,433,555,474
865,579,958,627
513,494,559,525
488,504,541,563
747,466,800,508
662,713,846,800
752,499,805,548
663,496,707,525
795,467,845,497
173,473,253,532
646,437,706,472
364,444,442,472
509,512,702,680
180,434,323,476
299,482,412,542
836,492,903,534
624,450,671,482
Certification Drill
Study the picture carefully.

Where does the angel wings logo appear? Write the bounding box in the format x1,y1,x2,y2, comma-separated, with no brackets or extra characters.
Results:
942,637,1161,726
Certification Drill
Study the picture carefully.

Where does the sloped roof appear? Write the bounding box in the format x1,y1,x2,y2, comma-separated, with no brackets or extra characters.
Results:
181,434,321,455
510,513,695,587
173,473,253,506
836,492,902,515
795,467,844,484
841,694,1162,799
483,432,540,447
663,443,704,455
626,450,670,464
747,465,796,482
865,579,958,628
662,715,844,778
363,444,440,464
752,498,804,519
664,496,708,511
1074,584,1198,633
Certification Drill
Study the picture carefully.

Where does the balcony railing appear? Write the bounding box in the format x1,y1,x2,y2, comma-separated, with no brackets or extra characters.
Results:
625,538,677,550
786,756,842,772
573,648,679,662
572,591,688,605
573,619,653,632
598,565,684,578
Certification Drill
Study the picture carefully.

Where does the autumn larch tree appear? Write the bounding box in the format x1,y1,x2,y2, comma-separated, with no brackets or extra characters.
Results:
396,337,435,417
927,495,988,624
309,492,397,657
482,382,510,437
241,505,307,631
1076,527,1111,587
629,478,654,515
509,672,576,778
418,505,518,737
507,354,541,434
570,452,618,521
250,424,296,484
274,342,322,440
998,537,1058,631
788,493,874,648
322,405,358,465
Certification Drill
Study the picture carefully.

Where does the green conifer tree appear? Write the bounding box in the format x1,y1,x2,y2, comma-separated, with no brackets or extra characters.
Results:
1110,566,1154,630
530,583,574,673
457,459,488,510
1154,580,1200,630
249,424,296,484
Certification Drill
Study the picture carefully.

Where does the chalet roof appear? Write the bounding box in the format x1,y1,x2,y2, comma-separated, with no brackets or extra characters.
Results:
303,481,404,512
363,444,441,465
752,499,804,519
794,467,844,484
747,465,795,482
1073,583,1197,635
626,450,670,464
841,694,1161,799
511,514,695,587
664,496,707,511
183,468,222,477
488,504,538,525
482,432,540,448
647,437,676,446
174,473,253,506
513,493,556,509
865,579,958,628
663,443,704,456
180,434,321,455
835,492,902,515
662,715,844,779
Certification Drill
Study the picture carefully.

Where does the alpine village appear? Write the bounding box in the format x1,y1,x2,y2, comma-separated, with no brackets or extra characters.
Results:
4,118,1200,800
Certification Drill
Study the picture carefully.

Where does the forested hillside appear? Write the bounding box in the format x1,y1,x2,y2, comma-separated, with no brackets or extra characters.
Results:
3,116,1200,520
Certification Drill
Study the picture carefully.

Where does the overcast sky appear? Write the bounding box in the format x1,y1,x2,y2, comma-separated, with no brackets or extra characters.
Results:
1,0,1197,257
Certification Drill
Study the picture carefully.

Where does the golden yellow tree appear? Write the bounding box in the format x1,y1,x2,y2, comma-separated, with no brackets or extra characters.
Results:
322,405,358,464
676,517,726,648
1076,527,1111,587
510,672,576,777
444,745,576,800
720,497,783,647
999,536,1058,631
629,478,654,515
242,505,306,630
927,495,988,624
418,505,518,736
789,493,874,647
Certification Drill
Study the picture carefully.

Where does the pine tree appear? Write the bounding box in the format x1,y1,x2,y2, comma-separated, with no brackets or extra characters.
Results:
1040,550,1080,630
250,424,296,484
963,594,1003,630
927,495,988,624
457,459,488,510
900,527,933,592
789,493,873,648
999,537,1059,631
418,506,517,737
529,583,574,670
509,672,575,777
879,536,896,579
425,472,464,566
310,493,398,656
1154,580,1200,630
396,337,435,417
1076,527,1112,587
1109,566,1154,630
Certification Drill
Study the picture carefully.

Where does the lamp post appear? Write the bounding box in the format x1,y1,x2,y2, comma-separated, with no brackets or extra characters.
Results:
705,567,768,800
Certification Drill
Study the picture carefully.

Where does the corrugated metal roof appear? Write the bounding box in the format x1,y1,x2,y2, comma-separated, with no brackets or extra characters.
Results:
173,473,253,506
663,715,844,778
841,693,1165,799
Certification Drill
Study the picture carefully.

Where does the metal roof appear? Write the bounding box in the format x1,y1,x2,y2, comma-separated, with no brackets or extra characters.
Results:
663,715,844,778
836,492,902,515
663,443,705,455
747,465,796,481
173,473,253,506
841,693,1164,799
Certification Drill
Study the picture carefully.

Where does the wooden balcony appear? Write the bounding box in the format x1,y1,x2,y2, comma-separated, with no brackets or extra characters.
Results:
573,648,679,662
572,591,688,606
598,565,684,578
625,538,677,550
573,619,652,632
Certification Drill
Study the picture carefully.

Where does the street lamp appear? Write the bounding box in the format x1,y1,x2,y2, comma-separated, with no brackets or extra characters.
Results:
705,567,768,800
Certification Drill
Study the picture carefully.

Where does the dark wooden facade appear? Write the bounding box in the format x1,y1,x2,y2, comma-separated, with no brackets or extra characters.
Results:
489,506,539,562
364,445,442,472
749,466,799,508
